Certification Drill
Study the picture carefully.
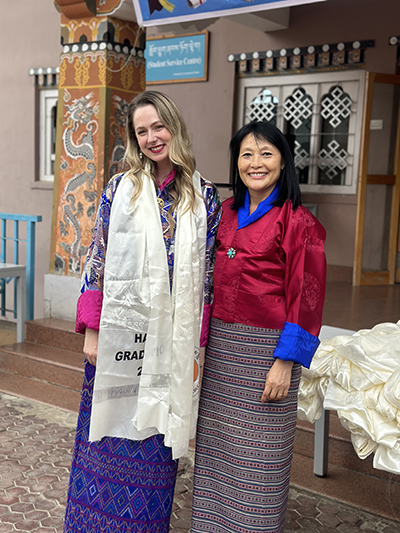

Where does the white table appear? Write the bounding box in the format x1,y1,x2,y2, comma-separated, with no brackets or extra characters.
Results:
313,325,356,477
0,263,26,342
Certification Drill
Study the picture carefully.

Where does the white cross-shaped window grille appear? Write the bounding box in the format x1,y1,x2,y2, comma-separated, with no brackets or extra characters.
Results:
294,140,311,170
246,89,278,123
321,86,352,129
284,87,313,130
317,140,349,180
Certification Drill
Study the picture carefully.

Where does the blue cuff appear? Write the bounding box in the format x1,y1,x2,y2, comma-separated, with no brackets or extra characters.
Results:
273,322,320,368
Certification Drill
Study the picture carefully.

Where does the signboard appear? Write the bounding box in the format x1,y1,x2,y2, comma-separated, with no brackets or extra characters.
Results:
145,32,208,84
132,0,325,27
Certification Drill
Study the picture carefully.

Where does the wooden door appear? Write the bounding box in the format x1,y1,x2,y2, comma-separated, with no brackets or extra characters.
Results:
353,72,400,285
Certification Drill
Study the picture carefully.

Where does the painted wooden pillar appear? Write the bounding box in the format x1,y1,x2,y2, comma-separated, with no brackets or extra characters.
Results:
50,1,145,277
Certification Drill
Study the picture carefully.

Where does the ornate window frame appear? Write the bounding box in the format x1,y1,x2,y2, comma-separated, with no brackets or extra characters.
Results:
236,70,366,195
39,88,58,182
29,67,59,185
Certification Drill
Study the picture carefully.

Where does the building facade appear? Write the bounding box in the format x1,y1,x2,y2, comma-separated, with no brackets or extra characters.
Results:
0,0,399,321
147,0,400,285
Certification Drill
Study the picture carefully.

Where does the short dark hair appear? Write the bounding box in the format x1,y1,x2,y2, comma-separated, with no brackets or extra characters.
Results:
230,121,301,210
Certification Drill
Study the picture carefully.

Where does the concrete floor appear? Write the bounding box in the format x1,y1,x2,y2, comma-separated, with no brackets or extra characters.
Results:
322,280,400,331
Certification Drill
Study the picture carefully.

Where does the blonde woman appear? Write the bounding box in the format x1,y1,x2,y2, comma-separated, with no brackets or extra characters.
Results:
64,91,221,533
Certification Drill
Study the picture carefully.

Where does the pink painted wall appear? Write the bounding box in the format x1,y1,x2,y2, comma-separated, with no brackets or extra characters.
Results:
0,1,61,317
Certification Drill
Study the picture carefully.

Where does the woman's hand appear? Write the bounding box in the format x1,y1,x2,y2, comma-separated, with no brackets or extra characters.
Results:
83,328,99,366
261,358,293,402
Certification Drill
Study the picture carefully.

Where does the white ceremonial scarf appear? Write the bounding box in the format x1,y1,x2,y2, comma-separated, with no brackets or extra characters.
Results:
89,171,207,459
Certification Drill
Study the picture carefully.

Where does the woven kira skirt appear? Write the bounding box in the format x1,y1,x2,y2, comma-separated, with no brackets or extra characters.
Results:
63,363,178,533
191,318,301,533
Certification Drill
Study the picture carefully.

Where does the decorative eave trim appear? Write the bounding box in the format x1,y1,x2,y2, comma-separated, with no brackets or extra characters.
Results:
227,40,374,75
61,41,144,56
389,36,400,46
29,67,59,87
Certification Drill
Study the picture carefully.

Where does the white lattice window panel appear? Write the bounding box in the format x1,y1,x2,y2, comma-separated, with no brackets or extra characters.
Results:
237,70,365,194
321,86,352,128
283,88,313,130
317,140,349,180
294,140,311,170
246,89,278,122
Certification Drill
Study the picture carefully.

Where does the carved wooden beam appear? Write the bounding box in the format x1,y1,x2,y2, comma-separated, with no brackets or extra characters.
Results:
55,0,96,19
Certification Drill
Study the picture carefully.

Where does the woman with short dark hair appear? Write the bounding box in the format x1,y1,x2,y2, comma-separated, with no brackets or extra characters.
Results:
192,121,326,533
230,120,301,210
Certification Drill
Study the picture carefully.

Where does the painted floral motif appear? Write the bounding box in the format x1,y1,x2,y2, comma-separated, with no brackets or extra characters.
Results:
109,95,129,178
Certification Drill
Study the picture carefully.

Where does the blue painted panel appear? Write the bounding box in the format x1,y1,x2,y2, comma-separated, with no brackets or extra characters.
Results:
0,213,42,320
145,33,208,84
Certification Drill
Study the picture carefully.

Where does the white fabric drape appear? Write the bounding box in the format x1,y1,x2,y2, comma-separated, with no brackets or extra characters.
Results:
298,321,400,474
89,172,207,459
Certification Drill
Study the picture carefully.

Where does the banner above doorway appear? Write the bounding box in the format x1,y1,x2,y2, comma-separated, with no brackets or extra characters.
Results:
132,0,325,27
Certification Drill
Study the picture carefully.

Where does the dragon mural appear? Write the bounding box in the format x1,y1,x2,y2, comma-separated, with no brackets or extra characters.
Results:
56,90,129,275
109,95,129,178
51,7,143,279
57,91,99,274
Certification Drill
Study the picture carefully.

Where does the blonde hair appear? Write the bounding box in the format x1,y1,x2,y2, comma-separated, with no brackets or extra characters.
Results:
125,91,199,226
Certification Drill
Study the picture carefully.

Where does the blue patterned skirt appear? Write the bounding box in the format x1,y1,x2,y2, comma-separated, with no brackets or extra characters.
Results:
191,318,301,533
64,363,178,533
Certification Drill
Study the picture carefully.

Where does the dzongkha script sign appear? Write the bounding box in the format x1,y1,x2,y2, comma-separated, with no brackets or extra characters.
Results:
132,0,325,27
145,32,208,84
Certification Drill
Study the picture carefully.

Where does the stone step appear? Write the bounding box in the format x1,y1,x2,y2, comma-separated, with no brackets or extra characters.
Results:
0,369,81,412
25,317,84,353
0,318,84,413
0,341,84,391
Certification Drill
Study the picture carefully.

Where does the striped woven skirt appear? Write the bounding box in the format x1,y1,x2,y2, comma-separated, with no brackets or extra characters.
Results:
63,362,178,533
191,318,301,533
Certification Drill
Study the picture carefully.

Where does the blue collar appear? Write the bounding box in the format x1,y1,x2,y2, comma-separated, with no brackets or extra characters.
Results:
238,186,279,229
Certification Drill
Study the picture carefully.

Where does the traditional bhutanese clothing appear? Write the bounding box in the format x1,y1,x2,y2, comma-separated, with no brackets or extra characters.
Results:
192,195,326,533
64,172,221,533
